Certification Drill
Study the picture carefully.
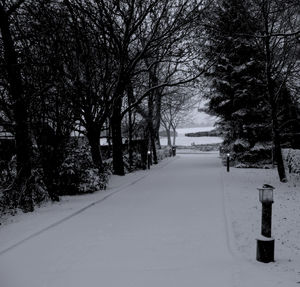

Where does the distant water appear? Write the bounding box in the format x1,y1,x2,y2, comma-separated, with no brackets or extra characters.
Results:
98,127,222,146
160,127,223,146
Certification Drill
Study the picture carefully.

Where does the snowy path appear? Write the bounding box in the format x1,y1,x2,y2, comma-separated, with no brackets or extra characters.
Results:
0,154,293,286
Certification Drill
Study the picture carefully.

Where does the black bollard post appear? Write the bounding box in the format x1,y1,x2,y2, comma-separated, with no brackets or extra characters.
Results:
261,203,272,238
226,153,230,172
147,151,151,169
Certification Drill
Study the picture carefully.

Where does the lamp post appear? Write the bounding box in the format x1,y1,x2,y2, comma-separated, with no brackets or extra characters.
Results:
256,184,275,263
226,153,230,172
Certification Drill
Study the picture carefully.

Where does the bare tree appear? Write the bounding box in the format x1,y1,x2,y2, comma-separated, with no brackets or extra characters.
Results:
60,0,120,172
84,0,212,174
251,0,300,182
161,87,197,145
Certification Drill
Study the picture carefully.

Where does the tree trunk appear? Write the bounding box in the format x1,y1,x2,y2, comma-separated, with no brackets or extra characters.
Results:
15,101,33,211
0,6,33,212
127,85,134,170
128,110,133,170
154,93,162,149
86,123,104,172
148,95,158,164
111,97,125,175
172,127,177,146
271,108,287,182
156,130,161,148
150,130,158,164
262,10,287,182
36,124,62,202
166,128,172,146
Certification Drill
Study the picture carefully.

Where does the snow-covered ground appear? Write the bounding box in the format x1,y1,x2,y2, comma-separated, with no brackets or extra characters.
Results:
160,127,223,146
0,153,299,286
222,165,300,285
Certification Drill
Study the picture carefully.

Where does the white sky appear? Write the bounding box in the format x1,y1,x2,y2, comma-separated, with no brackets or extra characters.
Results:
179,107,217,128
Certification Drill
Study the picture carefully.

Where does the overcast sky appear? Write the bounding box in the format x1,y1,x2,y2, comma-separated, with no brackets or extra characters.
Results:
179,107,217,128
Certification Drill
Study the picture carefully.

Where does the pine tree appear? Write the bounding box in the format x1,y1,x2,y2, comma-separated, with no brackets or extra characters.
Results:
203,0,272,164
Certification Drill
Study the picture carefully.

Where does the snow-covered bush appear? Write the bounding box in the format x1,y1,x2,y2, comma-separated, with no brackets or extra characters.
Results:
0,155,16,186
58,142,110,195
239,142,272,164
29,169,49,203
157,146,173,160
189,143,220,152
123,153,144,172
78,166,110,193
220,141,272,167
122,146,173,172
233,139,250,153
0,167,48,215
283,149,300,174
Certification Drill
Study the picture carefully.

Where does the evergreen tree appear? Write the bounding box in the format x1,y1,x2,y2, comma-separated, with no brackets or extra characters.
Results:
203,0,272,164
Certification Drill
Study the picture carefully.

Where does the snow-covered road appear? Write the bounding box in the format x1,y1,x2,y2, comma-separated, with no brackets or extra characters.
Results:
0,154,295,286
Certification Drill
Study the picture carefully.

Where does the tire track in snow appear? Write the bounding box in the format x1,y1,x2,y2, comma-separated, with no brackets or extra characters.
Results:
0,157,177,256
219,166,240,287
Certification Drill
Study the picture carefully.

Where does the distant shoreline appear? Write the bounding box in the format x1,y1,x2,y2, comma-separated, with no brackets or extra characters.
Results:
185,129,219,137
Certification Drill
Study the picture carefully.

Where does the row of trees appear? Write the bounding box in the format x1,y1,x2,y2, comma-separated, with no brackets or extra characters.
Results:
0,0,211,211
202,0,300,182
0,0,298,213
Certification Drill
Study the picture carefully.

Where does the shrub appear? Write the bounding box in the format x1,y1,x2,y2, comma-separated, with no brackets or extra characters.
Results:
283,149,300,174
220,141,272,167
58,141,110,195
0,167,48,215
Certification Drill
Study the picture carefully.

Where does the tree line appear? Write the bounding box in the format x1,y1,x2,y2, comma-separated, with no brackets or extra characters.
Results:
0,0,211,212
0,0,299,213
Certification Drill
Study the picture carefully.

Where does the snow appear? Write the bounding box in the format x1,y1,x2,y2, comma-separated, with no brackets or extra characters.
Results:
233,138,250,148
234,64,247,73
222,164,300,286
283,148,300,174
0,153,300,286
232,108,248,117
251,142,272,151
256,235,275,241
160,127,223,146
0,168,156,253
